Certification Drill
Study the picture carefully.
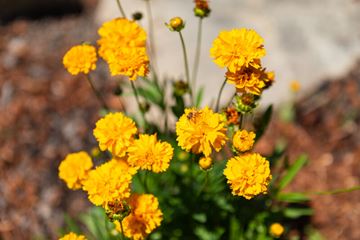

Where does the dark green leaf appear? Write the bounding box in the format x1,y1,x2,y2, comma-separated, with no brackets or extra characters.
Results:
195,87,204,108
255,105,273,141
276,192,310,203
278,154,308,191
284,207,313,219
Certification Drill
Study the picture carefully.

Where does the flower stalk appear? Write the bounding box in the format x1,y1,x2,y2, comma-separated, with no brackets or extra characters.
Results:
179,31,194,105
116,0,127,18
191,18,203,93
84,74,109,110
215,78,227,112
130,81,148,130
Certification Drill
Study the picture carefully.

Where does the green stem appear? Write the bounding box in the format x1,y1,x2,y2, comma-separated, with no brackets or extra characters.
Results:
119,220,125,240
116,0,127,18
130,81,148,130
191,18,203,95
85,74,109,110
144,0,160,86
142,171,149,193
215,78,227,112
306,186,360,196
239,114,243,129
178,31,194,105
197,171,209,197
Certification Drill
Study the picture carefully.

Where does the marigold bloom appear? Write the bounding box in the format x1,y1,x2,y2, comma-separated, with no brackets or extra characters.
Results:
232,130,256,152
105,47,149,80
210,29,265,72
224,153,271,199
59,232,86,240
176,107,227,157
97,18,149,80
127,134,173,173
199,156,212,170
226,66,274,95
93,112,137,157
269,223,285,238
117,194,163,240
63,45,97,75
82,160,134,206
58,152,93,190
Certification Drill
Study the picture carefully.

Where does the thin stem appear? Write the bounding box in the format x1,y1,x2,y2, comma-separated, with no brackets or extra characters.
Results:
116,0,127,18
191,18,203,94
130,81,148,130
239,114,243,129
144,0,160,86
197,171,209,198
178,31,194,105
84,74,109,110
119,220,125,240
305,185,360,196
215,78,227,112
142,171,149,193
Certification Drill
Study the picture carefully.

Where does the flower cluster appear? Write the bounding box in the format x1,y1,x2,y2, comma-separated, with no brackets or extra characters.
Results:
210,28,274,95
98,18,149,80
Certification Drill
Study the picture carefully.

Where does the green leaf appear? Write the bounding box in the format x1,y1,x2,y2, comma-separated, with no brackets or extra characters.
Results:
284,207,313,219
171,95,185,118
229,217,242,240
137,85,164,109
195,87,204,108
192,213,207,223
278,154,308,191
276,192,310,203
63,214,81,234
255,105,273,141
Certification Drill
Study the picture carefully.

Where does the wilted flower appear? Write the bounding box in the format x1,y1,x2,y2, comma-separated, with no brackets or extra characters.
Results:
63,44,97,75
176,107,227,157
224,153,271,199
58,151,93,190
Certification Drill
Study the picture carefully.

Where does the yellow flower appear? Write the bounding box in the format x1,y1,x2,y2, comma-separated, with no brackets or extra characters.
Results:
232,130,256,152
199,156,212,170
116,194,163,240
269,223,285,238
58,152,93,190
290,80,301,93
224,153,271,199
97,18,149,80
226,66,274,95
63,45,97,75
59,232,86,240
176,107,227,157
82,160,134,206
127,134,174,173
210,29,265,72
105,47,149,80
93,112,137,157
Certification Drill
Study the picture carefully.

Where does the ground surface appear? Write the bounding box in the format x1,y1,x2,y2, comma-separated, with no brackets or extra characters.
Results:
0,4,359,240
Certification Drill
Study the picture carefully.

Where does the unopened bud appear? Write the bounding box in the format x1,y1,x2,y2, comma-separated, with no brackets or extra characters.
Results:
132,12,143,21
199,157,212,170
173,80,189,96
140,101,151,113
105,200,131,222
166,17,185,32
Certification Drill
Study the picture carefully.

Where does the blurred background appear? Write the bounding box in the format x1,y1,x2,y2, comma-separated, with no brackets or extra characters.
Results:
0,0,359,239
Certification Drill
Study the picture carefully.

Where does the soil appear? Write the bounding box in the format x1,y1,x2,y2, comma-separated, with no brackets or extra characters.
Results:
0,4,359,240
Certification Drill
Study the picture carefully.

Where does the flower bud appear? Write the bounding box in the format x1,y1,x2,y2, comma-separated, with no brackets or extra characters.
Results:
105,200,131,222
234,94,257,114
194,0,211,18
166,17,185,32
173,80,189,96
140,101,151,113
199,157,212,170
132,12,143,21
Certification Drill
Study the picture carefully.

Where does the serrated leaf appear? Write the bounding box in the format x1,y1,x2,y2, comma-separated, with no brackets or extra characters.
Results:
278,154,308,191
